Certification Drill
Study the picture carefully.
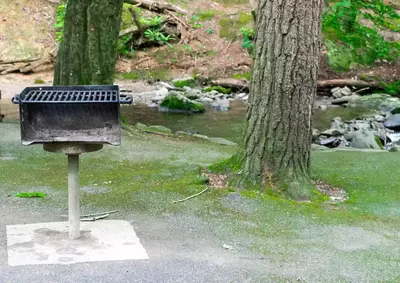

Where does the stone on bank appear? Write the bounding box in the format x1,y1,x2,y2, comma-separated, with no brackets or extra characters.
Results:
160,91,205,113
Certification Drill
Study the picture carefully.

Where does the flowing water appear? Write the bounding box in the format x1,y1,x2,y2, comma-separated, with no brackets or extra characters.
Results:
0,100,371,143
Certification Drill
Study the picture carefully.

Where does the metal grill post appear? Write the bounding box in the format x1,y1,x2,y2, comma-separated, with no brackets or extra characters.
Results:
68,154,80,239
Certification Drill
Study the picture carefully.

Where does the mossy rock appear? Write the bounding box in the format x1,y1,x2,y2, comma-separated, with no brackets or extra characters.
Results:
209,137,237,146
184,92,201,100
175,131,190,136
135,122,148,130
204,86,232,94
145,125,173,135
172,77,196,88
192,134,209,140
160,92,205,113
135,123,172,135
121,3,141,29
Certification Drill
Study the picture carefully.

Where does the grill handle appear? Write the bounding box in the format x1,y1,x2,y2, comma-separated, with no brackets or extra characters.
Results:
120,94,133,104
11,95,20,104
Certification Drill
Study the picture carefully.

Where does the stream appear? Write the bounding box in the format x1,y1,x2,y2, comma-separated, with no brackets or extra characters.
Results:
0,99,371,143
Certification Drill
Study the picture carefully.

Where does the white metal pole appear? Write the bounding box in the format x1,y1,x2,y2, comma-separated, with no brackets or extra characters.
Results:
68,154,80,239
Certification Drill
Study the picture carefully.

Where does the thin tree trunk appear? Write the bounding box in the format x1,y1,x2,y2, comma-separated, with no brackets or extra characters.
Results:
54,0,124,86
233,0,323,199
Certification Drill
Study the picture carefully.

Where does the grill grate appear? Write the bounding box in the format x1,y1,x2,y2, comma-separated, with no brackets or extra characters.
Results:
22,90,119,103
12,85,132,104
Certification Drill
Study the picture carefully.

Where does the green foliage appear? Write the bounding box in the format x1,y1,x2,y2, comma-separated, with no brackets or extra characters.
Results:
190,16,204,29
34,78,45,84
16,192,46,198
144,29,173,47
206,28,214,34
324,40,354,71
380,80,400,96
192,22,204,29
140,15,163,27
54,2,66,43
240,26,255,38
204,86,232,94
119,14,172,56
322,0,400,71
117,34,135,57
240,27,255,51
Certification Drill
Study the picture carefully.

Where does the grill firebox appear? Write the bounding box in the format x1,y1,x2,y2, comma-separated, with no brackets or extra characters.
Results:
12,85,132,146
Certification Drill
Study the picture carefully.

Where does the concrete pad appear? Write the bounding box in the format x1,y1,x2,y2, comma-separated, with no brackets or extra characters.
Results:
6,220,149,266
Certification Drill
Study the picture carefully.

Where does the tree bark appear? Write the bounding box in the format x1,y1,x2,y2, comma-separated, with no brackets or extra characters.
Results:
53,0,124,86
234,0,323,199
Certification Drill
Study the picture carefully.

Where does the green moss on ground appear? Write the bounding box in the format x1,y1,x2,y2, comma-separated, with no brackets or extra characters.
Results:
172,78,196,88
219,17,240,40
237,12,253,25
215,0,249,5
219,12,253,40
195,10,215,21
232,72,251,80
115,69,172,81
34,78,45,84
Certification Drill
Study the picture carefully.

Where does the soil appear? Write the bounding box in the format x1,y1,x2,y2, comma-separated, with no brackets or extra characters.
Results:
0,0,57,62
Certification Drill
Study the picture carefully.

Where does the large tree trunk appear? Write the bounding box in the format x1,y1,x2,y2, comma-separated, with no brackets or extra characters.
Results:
53,0,124,86
234,0,323,199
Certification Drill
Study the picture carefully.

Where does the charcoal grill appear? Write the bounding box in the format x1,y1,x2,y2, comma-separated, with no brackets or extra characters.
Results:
12,85,133,239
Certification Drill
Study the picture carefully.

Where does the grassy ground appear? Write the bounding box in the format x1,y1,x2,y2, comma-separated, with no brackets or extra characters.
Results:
1,122,400,281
